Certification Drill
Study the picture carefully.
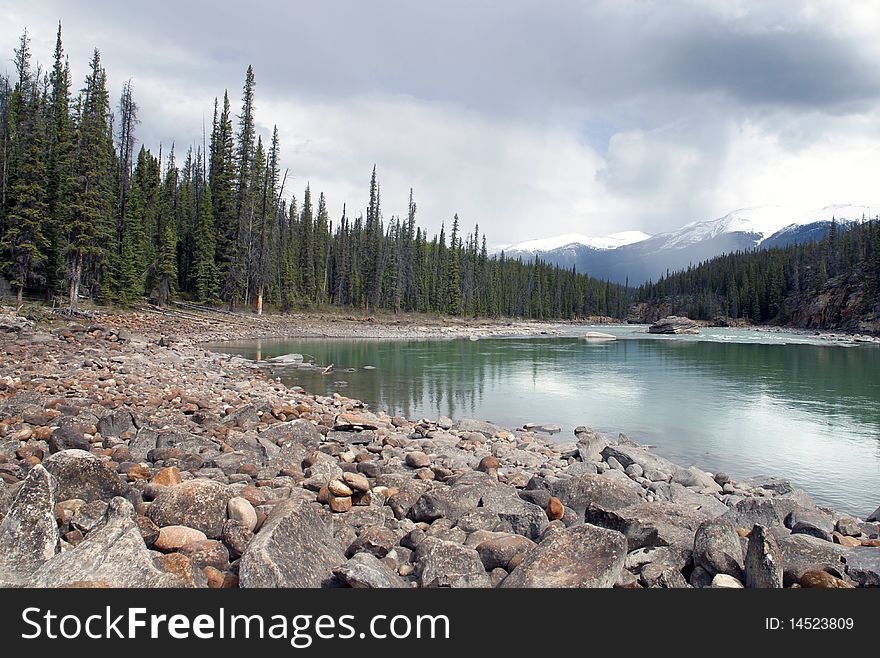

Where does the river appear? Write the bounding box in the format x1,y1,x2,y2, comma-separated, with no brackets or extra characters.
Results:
208,326,880,517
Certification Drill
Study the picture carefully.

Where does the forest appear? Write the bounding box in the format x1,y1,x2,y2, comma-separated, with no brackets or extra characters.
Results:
0,26,632,320
636,218,880,324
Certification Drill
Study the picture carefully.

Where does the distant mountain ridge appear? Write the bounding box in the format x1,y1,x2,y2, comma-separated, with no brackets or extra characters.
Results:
499,205,879,284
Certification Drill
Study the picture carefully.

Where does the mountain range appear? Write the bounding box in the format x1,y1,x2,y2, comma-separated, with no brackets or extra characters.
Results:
497,205,880,284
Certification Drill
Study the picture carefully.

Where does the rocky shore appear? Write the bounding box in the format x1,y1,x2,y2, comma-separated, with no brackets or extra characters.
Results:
0,308,878,589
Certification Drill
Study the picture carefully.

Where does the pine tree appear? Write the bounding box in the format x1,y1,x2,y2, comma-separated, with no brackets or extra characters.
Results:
193,182,220,302
66,49,115,310
1,30,48,304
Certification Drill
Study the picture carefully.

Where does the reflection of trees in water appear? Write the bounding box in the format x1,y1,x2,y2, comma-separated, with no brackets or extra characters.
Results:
217,336,880,435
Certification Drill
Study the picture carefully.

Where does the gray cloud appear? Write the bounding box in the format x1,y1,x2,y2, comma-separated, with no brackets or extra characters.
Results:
2,0,880,240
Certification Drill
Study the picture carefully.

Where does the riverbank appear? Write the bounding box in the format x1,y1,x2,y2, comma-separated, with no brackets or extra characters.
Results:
0,308,878,588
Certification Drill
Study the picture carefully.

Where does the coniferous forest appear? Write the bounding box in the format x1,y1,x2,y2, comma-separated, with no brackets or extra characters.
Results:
636,219,880,324
0,26,632,320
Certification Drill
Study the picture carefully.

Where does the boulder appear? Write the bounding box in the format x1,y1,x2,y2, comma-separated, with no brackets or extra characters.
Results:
744,524,783,588
415,538,491,588
97,409,136,439
786,507,834,542
586,501,708,552
600,444,679,476
845,547,880,587
44,449,129,503
550,473,643,518
345,525,398,559
775,532,849,586
0,465,60,585
648,316,699,334
475,534,537,571
239,498,345,588
453,418,502,437
693,517,744,580
148,479,231,539
479,488,548,539
723,497,799,530
501,524,627,588
711,573,744,588
333,552,409,588
28,497,184,587
575,429,608,462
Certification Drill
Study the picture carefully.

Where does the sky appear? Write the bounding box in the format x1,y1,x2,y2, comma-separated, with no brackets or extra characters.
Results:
3,0,880,245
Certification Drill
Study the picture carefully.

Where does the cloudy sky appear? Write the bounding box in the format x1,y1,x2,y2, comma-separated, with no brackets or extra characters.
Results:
3,1,880,244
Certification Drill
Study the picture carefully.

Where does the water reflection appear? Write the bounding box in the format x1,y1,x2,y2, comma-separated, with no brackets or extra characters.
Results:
209,336,880,516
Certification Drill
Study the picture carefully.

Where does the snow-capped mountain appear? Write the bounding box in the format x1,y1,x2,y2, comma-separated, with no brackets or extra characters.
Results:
498,230,651,254
502,204,879,284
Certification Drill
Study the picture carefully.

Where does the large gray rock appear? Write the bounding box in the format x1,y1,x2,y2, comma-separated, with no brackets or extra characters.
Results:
453,419,502,437
693,517,744,580
671,466,722,494
333,552,408,588
648,316,699,334
740,476,794,495
775,532,849,586
475,534,537,571
0,465,60,585
479,488,548,540
148,479,231,539
415,537,491,588
44,449,129,503
845,547,880,587
575,430,608,462
867,506,880,523
410,484,484,524
501,524,627,588
239,498,345,587
744,524,783,588
786,507,834,542
723,497,799,530
97,409,136,439
28,497,184,587
600,444,679,476
586,501,708,551
550,473,643,518
664,483,728,517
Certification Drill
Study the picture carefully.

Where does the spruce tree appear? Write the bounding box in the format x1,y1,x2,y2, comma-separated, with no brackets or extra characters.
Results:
193,182,220,302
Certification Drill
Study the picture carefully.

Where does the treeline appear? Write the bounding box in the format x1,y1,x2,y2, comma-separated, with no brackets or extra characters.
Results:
0,25,631,320
636,219,880,322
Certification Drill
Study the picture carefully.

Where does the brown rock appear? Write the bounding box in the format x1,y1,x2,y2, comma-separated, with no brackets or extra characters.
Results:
204,566,225,589
477,455,501,473
150,466,182,487
832,531,861,547
328,479,354,497
546,497,565,521
178,540,230,570
405,451,431,468
154,553,201,588
342,471,370,493
154,525,208,551
799,570,854,588
126,464,151,482
330,496,352,513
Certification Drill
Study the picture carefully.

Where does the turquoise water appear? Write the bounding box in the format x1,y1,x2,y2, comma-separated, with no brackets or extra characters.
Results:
209,327,880,517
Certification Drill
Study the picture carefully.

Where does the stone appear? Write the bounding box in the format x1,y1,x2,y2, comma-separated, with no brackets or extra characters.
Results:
689,566,713,588
550,473,643,518
71,500,109,533
835,516,861,537
97,410,136,439
178,540,230,570
776,533,849,585
786,507,834,542
845,547,880,587
585,501,708,552
600,444,679,476
154,525,208,551
501,523,627,588
405,451,431,468
239,497,346,587
867,505,880,523
475,534,536,571
221,519,252,559
648,316,699,334
328,479,354,496
415,537,490,588
744,524,783,588
333,413,379,431
477,455,501,473
28,497,184,587
0,465,60,585
799,570,854,588
546,496,565,521
227,496,258,532
333,552,408,588
832,532,861,547
671,466,722,494
479,488,548,540
453,418,502,437
640,562,690,588
342,471,370,493
346,525,398,558
148,479,231,539
740,476,794,495
44,449,129,503
693,517,745,580
151,466,182,487
330,496,352,513
575,430,609,462
723,497,799,530
711,573,744,588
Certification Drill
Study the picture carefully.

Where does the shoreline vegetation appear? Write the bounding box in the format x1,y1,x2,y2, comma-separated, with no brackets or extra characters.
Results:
0,307,878,589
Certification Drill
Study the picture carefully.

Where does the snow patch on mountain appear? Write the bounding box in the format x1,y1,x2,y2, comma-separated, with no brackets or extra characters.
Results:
499,230,651,254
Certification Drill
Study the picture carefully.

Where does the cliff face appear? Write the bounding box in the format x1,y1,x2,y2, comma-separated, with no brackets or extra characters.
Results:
786,264,880,334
